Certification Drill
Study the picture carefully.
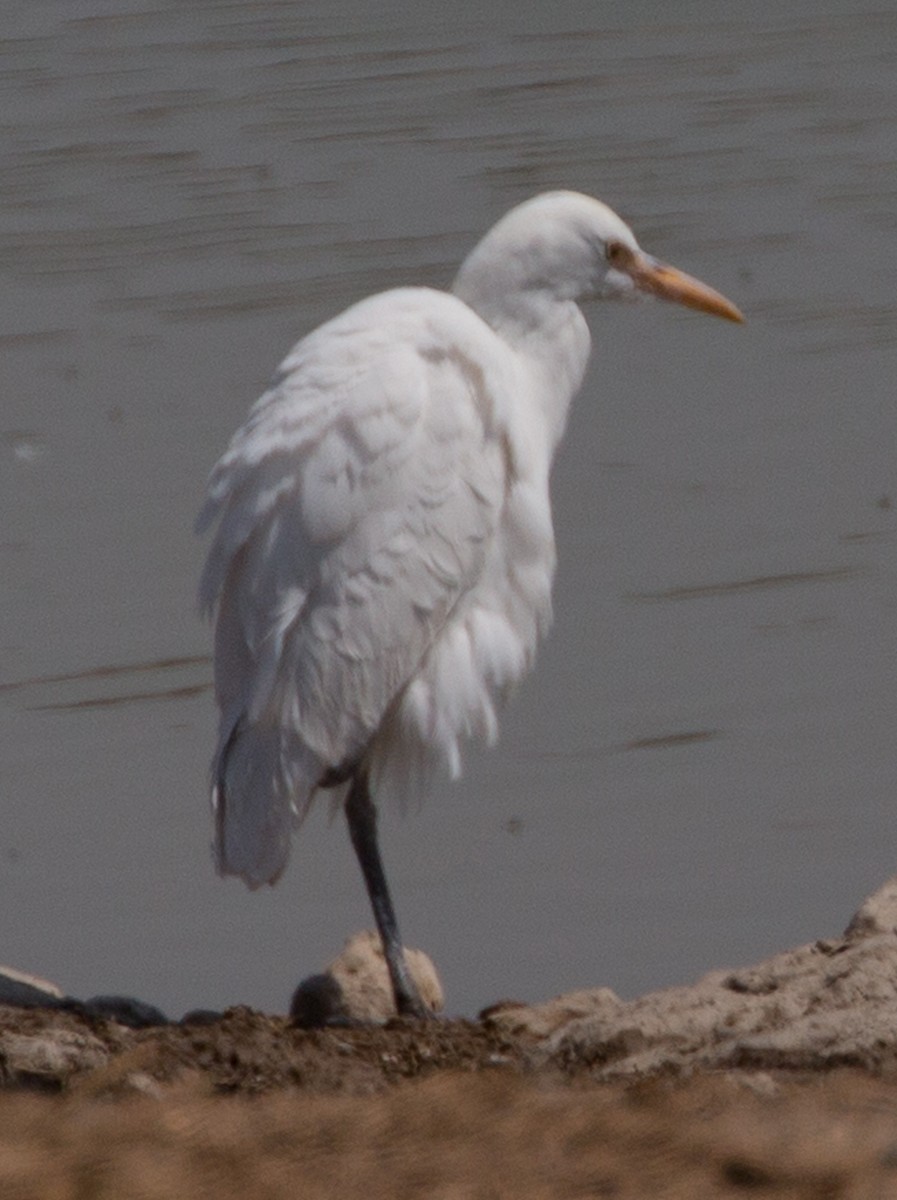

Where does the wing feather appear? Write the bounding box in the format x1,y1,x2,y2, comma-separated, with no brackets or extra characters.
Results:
198,288,511,885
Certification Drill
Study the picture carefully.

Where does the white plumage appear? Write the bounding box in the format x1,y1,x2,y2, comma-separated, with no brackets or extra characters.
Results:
198,191,742,1014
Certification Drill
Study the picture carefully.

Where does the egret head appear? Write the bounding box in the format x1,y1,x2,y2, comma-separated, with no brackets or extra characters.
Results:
453,190,743,330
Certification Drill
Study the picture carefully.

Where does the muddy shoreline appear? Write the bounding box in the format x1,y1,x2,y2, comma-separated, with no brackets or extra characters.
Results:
4,879,897,1196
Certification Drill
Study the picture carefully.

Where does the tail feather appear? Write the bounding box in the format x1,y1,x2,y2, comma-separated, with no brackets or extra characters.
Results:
212,721,309,889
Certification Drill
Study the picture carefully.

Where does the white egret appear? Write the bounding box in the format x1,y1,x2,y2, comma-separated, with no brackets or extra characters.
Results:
197,191,743,1017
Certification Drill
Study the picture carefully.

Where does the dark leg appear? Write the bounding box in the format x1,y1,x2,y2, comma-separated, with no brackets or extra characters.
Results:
344,773,430,1018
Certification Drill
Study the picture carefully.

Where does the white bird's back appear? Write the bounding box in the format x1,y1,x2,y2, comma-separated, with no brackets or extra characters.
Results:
198,284,568,886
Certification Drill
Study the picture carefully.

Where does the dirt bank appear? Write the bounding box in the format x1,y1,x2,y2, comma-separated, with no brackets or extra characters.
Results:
4,878,897,1197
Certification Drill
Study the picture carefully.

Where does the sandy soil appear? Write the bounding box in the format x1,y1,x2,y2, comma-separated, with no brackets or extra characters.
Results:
5,879,897,1197
2,1007,897,1198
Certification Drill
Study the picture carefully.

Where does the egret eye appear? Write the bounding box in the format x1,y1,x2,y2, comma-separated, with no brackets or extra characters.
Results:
605,240,630,267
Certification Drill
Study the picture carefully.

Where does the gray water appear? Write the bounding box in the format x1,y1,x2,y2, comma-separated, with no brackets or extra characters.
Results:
2,0,895,1018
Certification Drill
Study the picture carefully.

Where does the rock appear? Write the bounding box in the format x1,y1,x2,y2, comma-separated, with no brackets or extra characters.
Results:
844,877,897,940
290,974,348,1028
179,1009,225,1026
480,989,621,1040
0,1027,109,1089
0,966,65,1009
484,876,897,1078
0,968,168,1028
81,996,169,1029
291,930,444,1026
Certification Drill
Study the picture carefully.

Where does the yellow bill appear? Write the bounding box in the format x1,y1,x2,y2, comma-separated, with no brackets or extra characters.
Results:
628,251,744,323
